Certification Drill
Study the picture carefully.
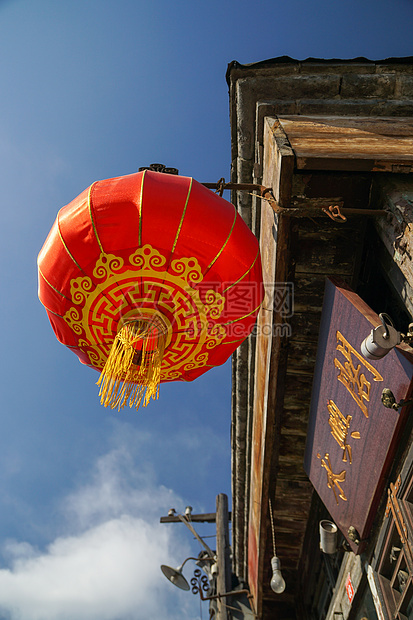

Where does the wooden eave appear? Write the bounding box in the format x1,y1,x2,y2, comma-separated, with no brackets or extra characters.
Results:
278,115,413,172
248,115,413,618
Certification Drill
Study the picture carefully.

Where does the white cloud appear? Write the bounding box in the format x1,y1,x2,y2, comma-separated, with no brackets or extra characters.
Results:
0,443,199,620
61,445,179,530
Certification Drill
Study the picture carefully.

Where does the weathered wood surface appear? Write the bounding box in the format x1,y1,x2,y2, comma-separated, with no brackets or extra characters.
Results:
372,175,413,303
216,494,231,620
281,408,311,437
264,117,295,208
273,485,313,517
247,117,294,617
286,340,318,376
276,460,311,480
278,116,413,171
278,433,307,462
289,312,321,342
293,274,330,312
272,513,312,534
292,171,372,209
375,239,413,319
294,222,364,274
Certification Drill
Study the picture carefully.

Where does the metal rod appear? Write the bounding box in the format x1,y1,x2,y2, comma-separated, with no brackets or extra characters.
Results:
202,182,387,218
284,207,387,216
199,588,254,603
202,182,262,192
179,556,215,570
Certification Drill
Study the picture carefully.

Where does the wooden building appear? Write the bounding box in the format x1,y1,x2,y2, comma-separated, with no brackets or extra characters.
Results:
228,57,413,619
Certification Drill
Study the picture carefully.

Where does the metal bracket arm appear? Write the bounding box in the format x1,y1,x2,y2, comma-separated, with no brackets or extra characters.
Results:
202,182,387,221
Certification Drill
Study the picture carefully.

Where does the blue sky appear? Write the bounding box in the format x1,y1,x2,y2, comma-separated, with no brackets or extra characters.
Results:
0,0,412,618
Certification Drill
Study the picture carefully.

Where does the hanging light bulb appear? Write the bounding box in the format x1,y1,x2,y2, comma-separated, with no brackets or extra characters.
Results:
268,497,286,594
270,555,286,594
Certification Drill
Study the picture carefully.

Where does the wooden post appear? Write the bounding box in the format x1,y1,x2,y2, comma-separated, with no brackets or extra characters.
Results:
216,493,232,620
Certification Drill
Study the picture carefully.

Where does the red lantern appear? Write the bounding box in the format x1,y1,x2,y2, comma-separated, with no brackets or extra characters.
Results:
38,171,263,410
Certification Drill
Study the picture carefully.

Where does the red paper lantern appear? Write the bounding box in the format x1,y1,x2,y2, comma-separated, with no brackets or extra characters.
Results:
38,171,264,410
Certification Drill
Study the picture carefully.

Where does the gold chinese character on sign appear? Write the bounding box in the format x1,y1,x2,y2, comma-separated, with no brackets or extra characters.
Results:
334,331,383,418
318,452,347,505
327,399,361,464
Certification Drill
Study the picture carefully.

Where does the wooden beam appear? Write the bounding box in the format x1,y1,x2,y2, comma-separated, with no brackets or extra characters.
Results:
216,493,232,620
278,116,413,172
160,511,232,524
247,116,295,617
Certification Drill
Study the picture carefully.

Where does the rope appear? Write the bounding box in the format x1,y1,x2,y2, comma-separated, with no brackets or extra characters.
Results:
269,497,276,556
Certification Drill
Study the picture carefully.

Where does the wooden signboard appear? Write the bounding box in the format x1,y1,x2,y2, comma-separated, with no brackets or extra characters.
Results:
304,278,413,553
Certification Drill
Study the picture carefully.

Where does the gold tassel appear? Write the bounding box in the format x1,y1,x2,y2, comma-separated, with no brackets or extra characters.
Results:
97,317,166,411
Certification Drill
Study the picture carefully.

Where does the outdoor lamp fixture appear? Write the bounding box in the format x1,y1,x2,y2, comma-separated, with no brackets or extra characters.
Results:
361,313,413,361
269,498,286,594
319,520,338,554
161,555,214,591
161,558,192,591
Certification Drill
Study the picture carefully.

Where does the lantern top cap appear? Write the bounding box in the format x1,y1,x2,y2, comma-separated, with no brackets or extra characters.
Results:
138,163,179,175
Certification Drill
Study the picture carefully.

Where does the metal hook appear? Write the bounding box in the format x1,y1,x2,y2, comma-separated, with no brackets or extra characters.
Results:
322,205,347,222
379,313,395,340
215,178,226,197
